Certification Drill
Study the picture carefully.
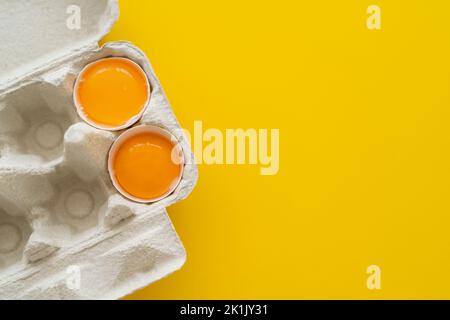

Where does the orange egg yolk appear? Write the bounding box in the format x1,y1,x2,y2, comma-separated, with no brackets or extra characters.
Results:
112,131,183,201
76,58,149,128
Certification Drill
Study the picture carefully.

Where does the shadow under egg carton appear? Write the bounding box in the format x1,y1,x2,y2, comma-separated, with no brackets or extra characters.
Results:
0,42,197,299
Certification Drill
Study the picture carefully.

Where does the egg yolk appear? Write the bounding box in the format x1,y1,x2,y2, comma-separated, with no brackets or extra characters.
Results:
76,58,149,128
112,131,183,201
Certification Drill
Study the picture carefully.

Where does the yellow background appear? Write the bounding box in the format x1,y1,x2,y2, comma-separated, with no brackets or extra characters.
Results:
103,1,450,299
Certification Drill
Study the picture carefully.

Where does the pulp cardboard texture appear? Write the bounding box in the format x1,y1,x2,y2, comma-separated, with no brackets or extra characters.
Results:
0,0,198,299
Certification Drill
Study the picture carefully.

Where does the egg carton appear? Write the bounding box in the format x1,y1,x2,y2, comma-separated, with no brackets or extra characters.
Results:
0,0,197,299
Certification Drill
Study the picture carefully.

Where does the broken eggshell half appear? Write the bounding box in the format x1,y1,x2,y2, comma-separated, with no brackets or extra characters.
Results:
108,124,185,203
73,57,151,131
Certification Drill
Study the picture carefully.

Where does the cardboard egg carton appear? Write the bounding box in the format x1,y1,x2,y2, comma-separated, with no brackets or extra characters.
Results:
0,0,197,299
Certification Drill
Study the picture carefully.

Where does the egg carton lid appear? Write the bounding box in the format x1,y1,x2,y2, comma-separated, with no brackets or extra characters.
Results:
0,0,119,90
